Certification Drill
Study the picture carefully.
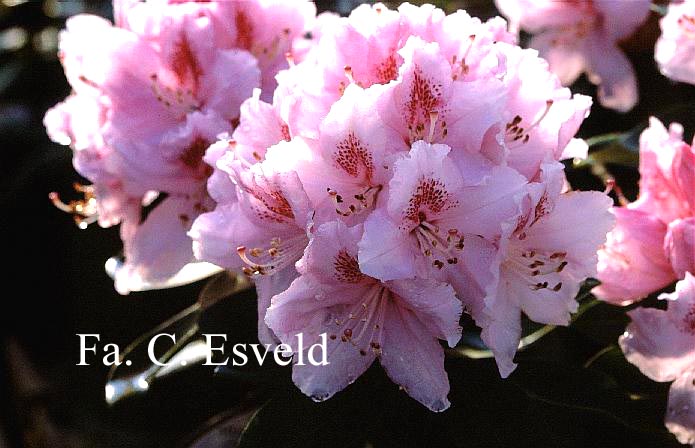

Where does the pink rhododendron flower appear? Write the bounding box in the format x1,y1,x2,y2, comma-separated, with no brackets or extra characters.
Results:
45,0,315,293
265,220,462,411
191,2,612,407
656,0,695,86
620,273,695,445
667,218,695,279
190,140,313,345
495,0,651,112
482,162,614,376
593,207,676,305
595,118,695,304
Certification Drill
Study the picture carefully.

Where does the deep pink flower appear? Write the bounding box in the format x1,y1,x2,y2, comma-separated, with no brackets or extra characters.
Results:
45,1,315,293
620,273,695,445
632,119,695,223
593,207,676,305
265,220,462,411
496,0,651,112
667,218,695,279
595,118,695,304
656,0,695,86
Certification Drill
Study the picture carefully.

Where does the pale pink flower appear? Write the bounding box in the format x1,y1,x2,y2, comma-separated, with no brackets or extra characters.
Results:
265,220,462,411
46,1,315,293
231,88,292,167
295,83,408,226
495,0,651,112
482,162,614,376
189,141,313,344
488,43,592,179
192,2,609,405
620,273,695,445
375,36,506,157
656,0,695,86
279,2,516,140
357,140,527,285
595,118,695,304
372,33,591,180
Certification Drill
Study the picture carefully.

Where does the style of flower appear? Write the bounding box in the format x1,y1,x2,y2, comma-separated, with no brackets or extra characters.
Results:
495,0,651,112
656,0,695,86
595,118,695,304
45,0,315,293
620,273,695,446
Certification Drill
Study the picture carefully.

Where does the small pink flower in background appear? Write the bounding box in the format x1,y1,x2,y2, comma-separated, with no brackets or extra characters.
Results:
45,0,315,293
594,207,676,305
620,273,695,445
191,2,614,404
495,0,651,112
656,0,695,86
595,118,695,304
631,119,695,224
265,220,462,412
667,218,695,279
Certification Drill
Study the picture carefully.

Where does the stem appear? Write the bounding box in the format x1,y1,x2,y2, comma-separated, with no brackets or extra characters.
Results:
650,3,668,16
583,345,617,369
585,132,623,149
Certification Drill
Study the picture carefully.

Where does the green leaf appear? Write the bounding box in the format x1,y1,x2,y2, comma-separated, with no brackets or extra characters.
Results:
105,271,247,405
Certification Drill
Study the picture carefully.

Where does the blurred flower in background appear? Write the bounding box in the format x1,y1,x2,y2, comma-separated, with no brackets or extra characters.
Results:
495,0,651,112
656,0,695,86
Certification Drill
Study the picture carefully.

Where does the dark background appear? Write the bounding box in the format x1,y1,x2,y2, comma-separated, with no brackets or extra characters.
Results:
1,1,693,447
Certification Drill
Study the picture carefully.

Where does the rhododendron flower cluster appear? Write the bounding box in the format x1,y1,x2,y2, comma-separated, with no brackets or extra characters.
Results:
620,273,695,446
190,3,614,410
656,0,695,86
495,0,650,113
44,0,316,293
595,118,695,304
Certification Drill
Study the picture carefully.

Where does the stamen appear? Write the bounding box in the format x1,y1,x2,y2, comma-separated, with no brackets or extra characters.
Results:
507,247,569,293
49,183,98,229
285,51,295,67
236,234,308,276
603,177,629,206
526,100,554,133
428,111,439,143
344,65,355,84
505,100,554,147
331,283,387,356
328,184,382,217
414,221,464,269
149,73,199,118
